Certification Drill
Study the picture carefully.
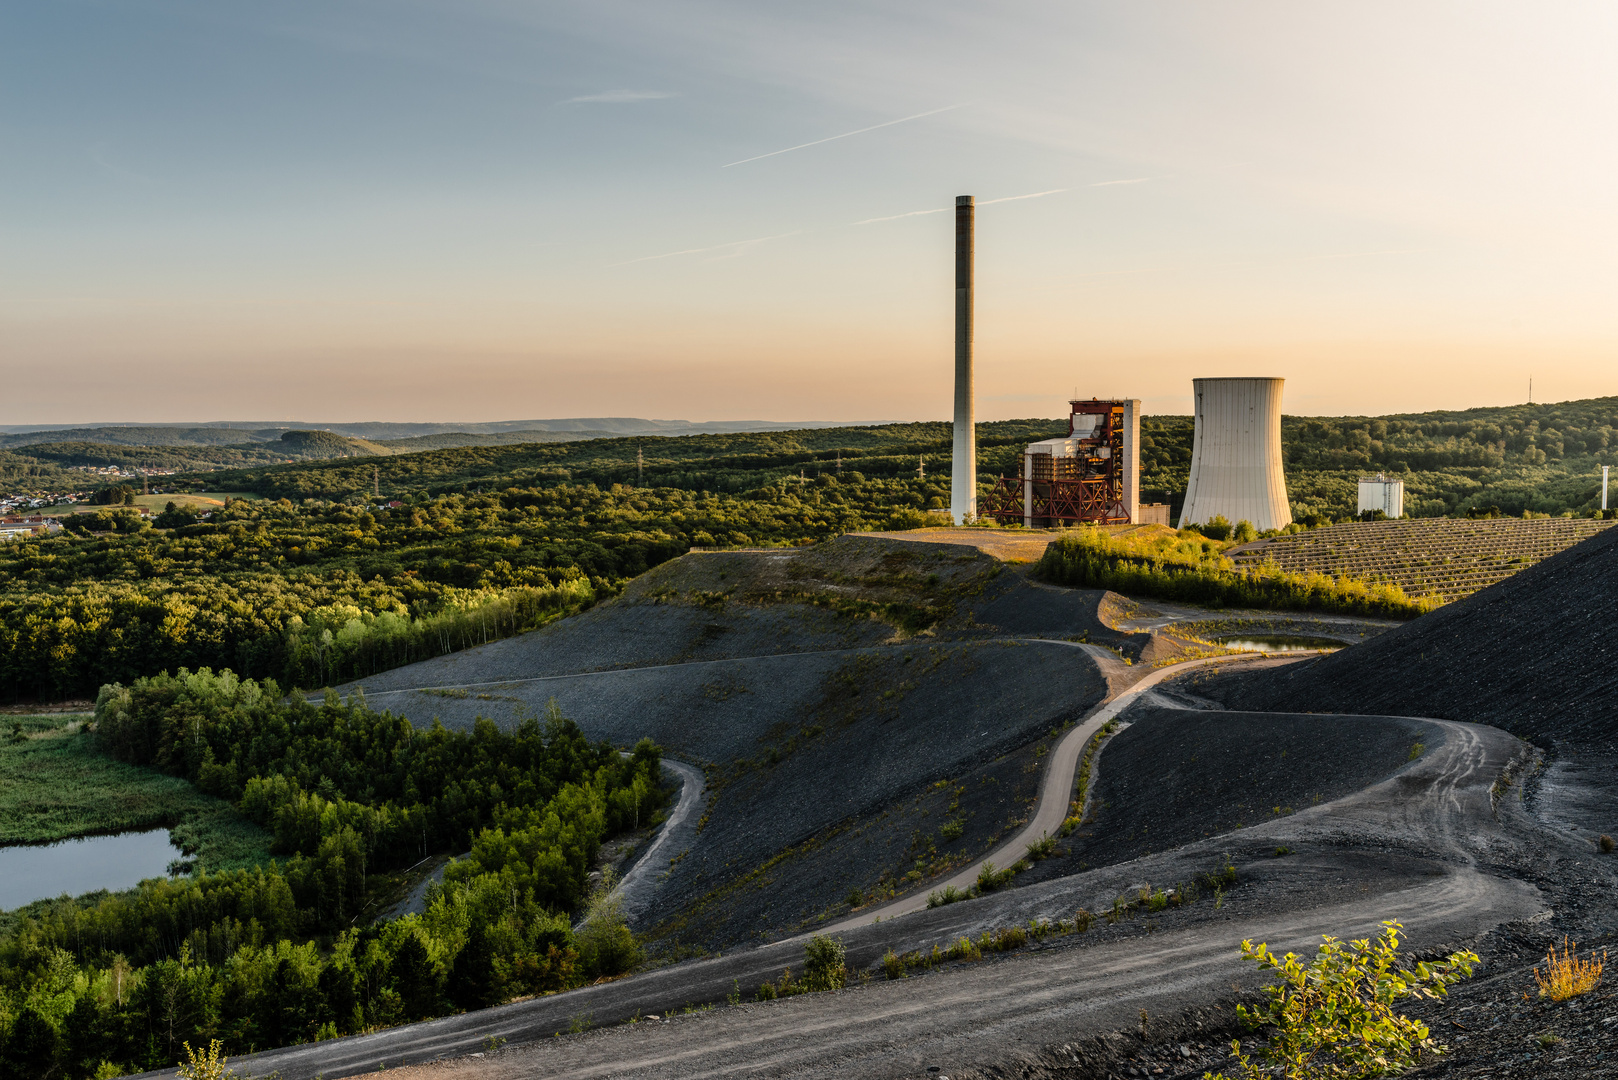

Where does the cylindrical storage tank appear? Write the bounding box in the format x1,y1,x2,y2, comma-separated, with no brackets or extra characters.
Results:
1178,377,1292,532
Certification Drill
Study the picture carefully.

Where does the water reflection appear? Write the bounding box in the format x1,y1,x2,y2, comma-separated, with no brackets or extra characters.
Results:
0,829,182,910
1217,635,1345,653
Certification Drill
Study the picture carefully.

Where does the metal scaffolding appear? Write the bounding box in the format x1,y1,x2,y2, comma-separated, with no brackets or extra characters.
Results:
981,400,1132,526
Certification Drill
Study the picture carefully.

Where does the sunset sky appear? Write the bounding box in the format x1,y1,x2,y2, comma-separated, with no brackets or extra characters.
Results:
4,1,1617,425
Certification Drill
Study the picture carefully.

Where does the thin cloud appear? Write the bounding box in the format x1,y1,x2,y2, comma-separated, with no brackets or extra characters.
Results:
722,105,963,168
609,231,802,268
979,188,1068,205
563,90,677,104
1302,247,1429,261
1090,177,1150,186
854,207,948,225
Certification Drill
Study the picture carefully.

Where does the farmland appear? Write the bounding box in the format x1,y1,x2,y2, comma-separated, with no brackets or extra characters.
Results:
1230,517,1617,601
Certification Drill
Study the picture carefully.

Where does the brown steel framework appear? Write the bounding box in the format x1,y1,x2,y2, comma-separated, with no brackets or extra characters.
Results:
982,400,1131,526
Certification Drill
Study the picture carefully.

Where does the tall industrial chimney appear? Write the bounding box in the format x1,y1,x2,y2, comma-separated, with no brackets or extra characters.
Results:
951,195,976,524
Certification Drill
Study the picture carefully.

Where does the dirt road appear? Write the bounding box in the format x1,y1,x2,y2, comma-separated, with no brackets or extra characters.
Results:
157,701,1546,1080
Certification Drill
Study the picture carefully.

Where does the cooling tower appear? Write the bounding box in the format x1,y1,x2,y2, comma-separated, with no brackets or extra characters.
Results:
1178,377,1292,532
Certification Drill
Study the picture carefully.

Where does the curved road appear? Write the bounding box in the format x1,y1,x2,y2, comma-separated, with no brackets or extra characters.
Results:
612,758,705,926
810,649,1283,937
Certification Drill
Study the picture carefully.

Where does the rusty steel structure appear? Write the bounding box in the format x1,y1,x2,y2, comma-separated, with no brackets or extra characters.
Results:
982,399,1136,526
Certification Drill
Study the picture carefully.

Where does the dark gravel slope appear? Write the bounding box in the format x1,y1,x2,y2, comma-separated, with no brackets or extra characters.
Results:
1019,706,1442,887
362,639,1104,949
1198,523,1618,747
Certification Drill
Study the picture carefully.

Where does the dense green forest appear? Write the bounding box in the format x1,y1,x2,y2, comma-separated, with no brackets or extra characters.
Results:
4,402,1616,699
0,675,659,1078
183,399,1618,519
0,474,953,699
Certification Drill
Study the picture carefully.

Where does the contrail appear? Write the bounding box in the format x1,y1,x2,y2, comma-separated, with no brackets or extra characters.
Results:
722,105,963,168
608,231,802,267
1090,177,1149,186
979,188,1068,205
854,207,948,225
1302,247,1428,261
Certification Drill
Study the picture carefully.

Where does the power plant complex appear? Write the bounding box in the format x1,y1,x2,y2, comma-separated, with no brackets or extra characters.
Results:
952,197,1292,531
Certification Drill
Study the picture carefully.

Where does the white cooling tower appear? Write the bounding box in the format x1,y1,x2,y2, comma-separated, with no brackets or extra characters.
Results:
1178,377,1292,532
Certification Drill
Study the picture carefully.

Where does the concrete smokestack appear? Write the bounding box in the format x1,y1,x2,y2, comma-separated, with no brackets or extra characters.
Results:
952,195,976,524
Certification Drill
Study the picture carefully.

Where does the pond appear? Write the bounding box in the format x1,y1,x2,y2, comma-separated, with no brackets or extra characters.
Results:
0,829,184,910
1216,635,1346,653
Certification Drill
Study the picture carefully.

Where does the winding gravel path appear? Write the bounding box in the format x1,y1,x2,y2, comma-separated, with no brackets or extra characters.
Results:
810,650,1281,937
144,699,1543,1080
613,758,705,926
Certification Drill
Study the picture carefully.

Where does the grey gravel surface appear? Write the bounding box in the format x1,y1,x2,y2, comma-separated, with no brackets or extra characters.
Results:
336,541,1126,949
612,758,704,927
218,534,1617,1079
158,705,1553,1080
354,638,1105,948
1022,705,1443,886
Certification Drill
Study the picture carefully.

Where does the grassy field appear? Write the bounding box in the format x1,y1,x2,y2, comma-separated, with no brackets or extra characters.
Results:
130,490,262,511
0,713,275,875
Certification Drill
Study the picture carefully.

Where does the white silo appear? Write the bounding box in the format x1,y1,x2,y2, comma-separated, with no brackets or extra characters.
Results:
1357,474,1404,518
1178,377,1292,532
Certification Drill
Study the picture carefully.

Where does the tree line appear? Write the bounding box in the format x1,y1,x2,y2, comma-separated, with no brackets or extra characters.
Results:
0,674,659,1077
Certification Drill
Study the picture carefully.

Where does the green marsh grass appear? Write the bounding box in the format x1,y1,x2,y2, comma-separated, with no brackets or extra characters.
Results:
0,714,273,879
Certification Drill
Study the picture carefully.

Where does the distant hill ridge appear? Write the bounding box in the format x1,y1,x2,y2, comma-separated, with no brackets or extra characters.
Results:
0,418,884,448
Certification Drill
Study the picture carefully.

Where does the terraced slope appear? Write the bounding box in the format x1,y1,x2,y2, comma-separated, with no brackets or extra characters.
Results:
1231,516,1614,601
345,535,1130,948
1208,521,1618,745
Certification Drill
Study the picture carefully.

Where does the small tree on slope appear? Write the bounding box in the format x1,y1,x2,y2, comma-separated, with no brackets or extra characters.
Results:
1207,920,1478,1080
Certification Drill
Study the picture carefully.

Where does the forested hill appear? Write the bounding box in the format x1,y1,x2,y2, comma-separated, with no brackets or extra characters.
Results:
187,398,1618,520
181,421,1067,501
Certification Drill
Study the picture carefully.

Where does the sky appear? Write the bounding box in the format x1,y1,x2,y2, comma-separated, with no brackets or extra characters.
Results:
4,0,1618,425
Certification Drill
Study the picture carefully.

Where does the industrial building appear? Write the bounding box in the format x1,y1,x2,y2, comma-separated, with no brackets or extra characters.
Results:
1358,474,1405,519
1178,377,1293,532
982,399,1169,527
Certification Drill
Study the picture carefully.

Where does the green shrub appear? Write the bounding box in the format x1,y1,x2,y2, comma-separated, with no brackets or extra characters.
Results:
803,935,847,992
926,884,967,908
1025,833,1057,860
991,926,1027,951
574,872,641,977
1208,920,1478,1080
974,860,1018,894
1037,528,1429,619
1074,908,1094,933
939,818,965,841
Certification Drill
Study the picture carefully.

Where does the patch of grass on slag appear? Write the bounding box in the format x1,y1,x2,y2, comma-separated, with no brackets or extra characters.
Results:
0,714,274,875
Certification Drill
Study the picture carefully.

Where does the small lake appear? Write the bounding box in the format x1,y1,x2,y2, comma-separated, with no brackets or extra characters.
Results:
1217,635,1346,653
0,829,183,910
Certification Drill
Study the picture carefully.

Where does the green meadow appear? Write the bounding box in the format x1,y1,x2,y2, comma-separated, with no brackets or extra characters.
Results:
0,712,275,876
